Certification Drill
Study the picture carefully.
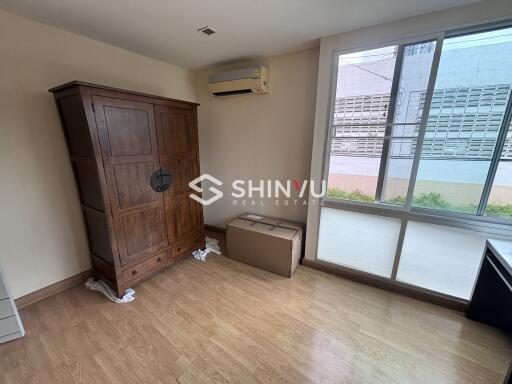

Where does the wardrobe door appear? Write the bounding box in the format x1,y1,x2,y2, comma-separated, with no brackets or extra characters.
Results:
154,105,203,243
93,96,168,267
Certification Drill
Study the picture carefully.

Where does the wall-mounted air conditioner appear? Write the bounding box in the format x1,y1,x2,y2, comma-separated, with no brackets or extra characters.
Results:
208,66,269,97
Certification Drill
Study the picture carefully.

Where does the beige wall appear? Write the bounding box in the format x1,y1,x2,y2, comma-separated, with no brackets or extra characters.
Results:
195,48,319,227
305,0,512,260
0,10,196,299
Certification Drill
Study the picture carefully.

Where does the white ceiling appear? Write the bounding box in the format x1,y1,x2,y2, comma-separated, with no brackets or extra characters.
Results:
0,0,480,69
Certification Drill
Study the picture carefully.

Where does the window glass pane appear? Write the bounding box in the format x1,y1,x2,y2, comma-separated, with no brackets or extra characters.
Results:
382,41,436,203
486,119,512,219
393,41,436,124
317,208,401,277
396,221,486,299
412,27,512,214
382,131,419,204
327,46,397,202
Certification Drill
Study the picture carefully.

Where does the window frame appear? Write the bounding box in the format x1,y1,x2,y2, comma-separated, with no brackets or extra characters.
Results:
322,21,512,228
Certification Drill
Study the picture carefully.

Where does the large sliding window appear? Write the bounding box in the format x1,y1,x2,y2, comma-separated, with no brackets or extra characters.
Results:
326,25,512,217
319,23,512,300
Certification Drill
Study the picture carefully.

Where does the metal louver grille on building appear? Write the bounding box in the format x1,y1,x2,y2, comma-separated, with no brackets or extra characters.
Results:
414,84,512,160
331,84,512,159
334,94,390,126
331,94,389,157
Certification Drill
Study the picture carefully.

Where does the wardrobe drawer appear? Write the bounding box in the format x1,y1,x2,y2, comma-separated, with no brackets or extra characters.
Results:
0,299,14,320
122,251,170,286
172,233,203,259
0,316,20,337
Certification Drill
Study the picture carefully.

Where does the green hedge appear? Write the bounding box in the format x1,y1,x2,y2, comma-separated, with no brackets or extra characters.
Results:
326,187,512,219
325,188,374,202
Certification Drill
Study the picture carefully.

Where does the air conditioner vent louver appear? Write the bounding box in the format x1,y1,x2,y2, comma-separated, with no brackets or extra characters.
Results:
213,89,253,97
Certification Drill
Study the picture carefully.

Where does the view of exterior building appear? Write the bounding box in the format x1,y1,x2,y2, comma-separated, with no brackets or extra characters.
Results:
328,36,512,211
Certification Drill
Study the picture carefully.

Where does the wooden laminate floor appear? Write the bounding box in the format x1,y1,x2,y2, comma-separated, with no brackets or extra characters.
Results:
1,235,511,383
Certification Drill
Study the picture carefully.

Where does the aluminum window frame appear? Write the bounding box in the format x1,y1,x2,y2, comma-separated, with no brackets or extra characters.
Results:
322,22,512,227
375,44,405,201
404,34,444,208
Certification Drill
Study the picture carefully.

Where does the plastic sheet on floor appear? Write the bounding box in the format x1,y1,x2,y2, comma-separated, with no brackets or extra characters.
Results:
192,236,221,261
85,277,135,303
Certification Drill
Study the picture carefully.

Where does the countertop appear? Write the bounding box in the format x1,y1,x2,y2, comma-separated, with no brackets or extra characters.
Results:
487,238,512,276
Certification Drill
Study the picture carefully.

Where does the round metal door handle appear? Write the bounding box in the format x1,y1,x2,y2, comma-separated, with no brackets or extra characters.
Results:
150,169,172,193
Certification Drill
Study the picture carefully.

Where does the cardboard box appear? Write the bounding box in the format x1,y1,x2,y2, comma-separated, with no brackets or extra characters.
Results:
226,213,303,277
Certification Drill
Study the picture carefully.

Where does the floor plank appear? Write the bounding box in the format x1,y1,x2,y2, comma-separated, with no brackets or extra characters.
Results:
1,234,511,383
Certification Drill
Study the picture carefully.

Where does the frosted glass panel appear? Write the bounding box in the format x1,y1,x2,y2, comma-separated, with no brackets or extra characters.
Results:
397,222,486,299
317,208,401,277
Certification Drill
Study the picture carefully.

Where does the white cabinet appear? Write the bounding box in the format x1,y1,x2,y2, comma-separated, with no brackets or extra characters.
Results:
0,275,7,300
0,267,24,343
0,299,15,319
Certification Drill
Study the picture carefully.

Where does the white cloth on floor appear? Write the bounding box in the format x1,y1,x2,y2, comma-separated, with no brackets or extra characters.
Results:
192,236,221,261
85,277,135,303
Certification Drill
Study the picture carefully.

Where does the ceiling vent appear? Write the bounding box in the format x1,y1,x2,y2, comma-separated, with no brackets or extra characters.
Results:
198,26,215,36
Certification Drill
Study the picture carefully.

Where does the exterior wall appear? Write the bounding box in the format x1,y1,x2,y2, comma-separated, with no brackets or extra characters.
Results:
328,156,512,204
328,174,512,205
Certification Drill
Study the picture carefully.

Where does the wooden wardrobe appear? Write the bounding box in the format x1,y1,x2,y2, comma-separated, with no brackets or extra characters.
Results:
50,81,205,297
